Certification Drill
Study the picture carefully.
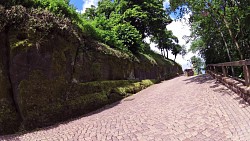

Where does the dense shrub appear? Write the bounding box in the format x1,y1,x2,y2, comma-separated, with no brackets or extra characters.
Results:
0,0,80,22
111,79,156,96
113,23,143,53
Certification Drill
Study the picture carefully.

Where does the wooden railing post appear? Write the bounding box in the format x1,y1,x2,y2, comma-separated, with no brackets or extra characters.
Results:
226,66,229,75
243,64,250,86
208,59,250,86
207,66,210,72
222,66,227,77
213,66,217,74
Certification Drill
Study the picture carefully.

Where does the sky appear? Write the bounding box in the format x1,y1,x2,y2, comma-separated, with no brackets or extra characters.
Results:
70,0,99,13
69,0,196,70
69,0,83,11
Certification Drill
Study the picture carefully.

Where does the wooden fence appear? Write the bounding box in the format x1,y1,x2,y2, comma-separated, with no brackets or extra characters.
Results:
207,59,250,86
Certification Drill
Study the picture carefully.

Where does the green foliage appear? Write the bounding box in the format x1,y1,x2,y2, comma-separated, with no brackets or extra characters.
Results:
1,4,79,52
84,5,97,20
171,44,182,60
81,0,175,55
142,50,175,66
0,0,80,22
189,38,205,53
1,0,182,57
151,28,183,60
113,23,143,53
111,79,156,97
139,53,157,65
75,80,138,94
80,21,101,39
170,0,250,64
141,79,155,87
97,0,115,19
11,39,33,49
18,70,155,130
190,56,204,75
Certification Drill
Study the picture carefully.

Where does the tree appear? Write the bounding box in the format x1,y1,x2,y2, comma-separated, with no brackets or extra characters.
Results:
97,0,115,19
118,0,172,39
84,5,97,20
81,0,174,54
190,56,203,75
113,23,143,53
171,44,182,61
151,29,179,59
169,0,250,65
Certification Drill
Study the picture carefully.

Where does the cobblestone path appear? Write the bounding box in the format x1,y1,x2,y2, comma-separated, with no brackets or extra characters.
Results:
1,74,250,141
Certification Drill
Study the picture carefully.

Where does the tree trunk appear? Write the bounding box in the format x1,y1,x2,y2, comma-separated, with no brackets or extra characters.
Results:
163,49,166,58
166,50,168,59
207,1,244,60
219,31,235,76
209,9,235,76
223,18,244,60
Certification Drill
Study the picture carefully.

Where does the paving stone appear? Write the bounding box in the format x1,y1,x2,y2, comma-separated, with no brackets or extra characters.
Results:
1,75,250,140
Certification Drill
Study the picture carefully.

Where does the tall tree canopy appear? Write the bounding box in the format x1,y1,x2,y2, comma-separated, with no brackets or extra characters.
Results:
170,0,250,64
83,0,182,55
190,56,204,74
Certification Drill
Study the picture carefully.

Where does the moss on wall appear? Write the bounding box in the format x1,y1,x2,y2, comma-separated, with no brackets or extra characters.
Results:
18,69,152,130
111,79,156,96
18,70,68,129
66,92,109,116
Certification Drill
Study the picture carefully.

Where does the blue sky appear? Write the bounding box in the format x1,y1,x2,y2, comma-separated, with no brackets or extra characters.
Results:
70,0,83,11
163,1,179,20
72,0,170,10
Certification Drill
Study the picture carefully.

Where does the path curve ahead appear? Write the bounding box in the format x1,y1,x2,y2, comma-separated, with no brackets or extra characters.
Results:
1,74,250,141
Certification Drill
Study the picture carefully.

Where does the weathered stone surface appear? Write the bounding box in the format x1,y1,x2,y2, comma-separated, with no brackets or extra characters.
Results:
0,31,21,135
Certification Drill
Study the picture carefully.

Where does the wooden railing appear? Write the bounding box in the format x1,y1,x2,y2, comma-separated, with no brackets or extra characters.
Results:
207,59,250,86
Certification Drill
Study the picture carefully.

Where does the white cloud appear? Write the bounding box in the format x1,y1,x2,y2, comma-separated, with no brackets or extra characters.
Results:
76,9,81,13
166,14,197,70
82,0,99,13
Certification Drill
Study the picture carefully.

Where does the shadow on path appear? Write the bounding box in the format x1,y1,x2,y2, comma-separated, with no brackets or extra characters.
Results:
183,74,214,84
183,74,250,108
212,86,250,108
0,100,122,140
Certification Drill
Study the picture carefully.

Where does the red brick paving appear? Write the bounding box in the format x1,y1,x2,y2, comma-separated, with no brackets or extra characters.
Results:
1,74,250,141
